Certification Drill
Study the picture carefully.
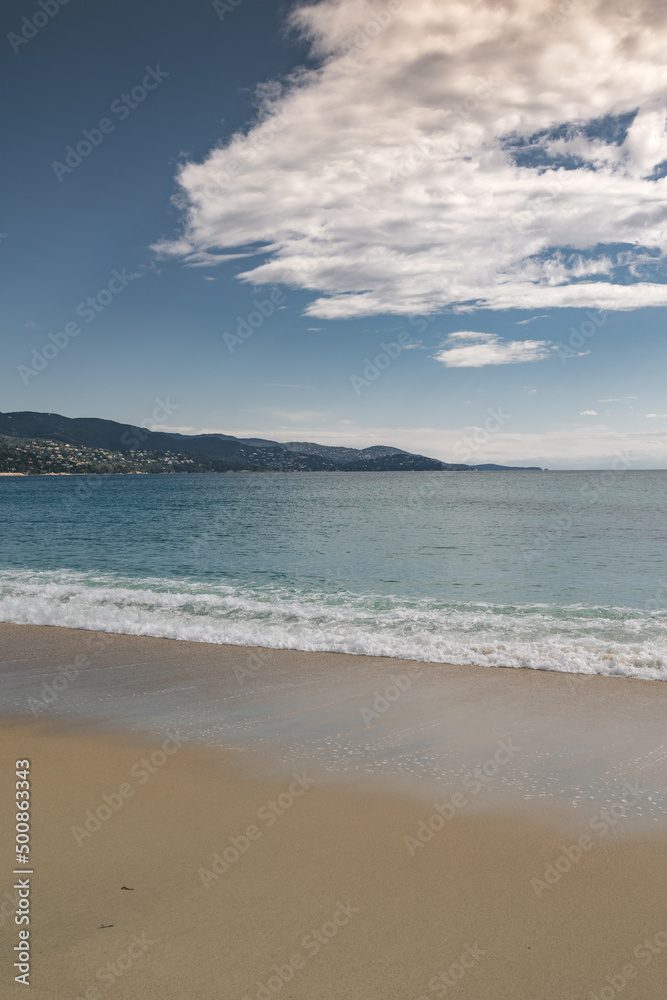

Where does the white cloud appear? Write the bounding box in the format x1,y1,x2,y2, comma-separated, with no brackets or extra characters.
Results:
156,0,667,318
434,332,552,367
580,410,598,416
646,413,667,418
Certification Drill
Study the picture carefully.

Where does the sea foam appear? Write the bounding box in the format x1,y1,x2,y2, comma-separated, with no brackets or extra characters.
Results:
1,568,665,681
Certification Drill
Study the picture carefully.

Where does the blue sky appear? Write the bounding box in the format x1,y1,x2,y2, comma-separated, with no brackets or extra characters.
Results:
2,0,667,468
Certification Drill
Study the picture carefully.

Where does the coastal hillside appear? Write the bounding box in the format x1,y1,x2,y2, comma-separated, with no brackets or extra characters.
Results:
0,412,541,473
0,435,244,475
0,411,470,472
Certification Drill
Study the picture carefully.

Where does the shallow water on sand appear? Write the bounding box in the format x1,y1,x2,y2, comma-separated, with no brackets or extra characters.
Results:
2,626,666,832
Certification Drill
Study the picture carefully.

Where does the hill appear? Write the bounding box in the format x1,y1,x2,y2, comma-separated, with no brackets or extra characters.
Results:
0,435,247,475
0,412,471,472
0,412,542,473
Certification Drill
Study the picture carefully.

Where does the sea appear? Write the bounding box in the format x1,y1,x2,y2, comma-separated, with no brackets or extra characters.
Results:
1,470,666,681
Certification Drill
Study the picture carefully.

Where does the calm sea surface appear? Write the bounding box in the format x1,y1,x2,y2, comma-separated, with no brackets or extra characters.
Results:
1,471,666,679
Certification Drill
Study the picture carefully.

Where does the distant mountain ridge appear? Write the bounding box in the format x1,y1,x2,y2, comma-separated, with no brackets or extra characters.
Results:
0,412,542,472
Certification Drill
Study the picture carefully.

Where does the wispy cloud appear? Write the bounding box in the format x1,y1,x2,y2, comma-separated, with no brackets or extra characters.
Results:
434,332,552,368
580,410,598,416
645,413,667,418
516,315,551,325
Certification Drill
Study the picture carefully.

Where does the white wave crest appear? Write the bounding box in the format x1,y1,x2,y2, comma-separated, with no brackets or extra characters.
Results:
0,569,666,680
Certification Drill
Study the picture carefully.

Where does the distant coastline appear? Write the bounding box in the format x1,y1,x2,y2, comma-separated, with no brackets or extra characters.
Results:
0,410,543,475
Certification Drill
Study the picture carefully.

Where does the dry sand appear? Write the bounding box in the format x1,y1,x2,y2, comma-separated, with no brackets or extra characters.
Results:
1,716,666,1000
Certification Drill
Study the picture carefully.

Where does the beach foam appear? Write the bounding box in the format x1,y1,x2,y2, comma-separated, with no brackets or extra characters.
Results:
1,568,665,680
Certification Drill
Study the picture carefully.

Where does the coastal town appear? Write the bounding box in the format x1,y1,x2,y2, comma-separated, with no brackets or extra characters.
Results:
0,435,229,475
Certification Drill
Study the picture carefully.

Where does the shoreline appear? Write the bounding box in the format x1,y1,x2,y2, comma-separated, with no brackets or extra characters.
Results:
1,609,665,681
2,622,667,820
3,617,665,687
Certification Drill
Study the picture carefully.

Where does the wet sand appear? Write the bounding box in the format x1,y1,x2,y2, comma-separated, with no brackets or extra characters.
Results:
2,623,666,819
1,718,667,1000
1,624,666,998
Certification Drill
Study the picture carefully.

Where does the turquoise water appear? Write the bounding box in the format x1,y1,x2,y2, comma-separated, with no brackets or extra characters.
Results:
1,471,666,679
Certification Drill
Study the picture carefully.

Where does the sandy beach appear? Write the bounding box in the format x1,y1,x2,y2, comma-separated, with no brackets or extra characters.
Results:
1,624,666,998
1,713,665,1000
